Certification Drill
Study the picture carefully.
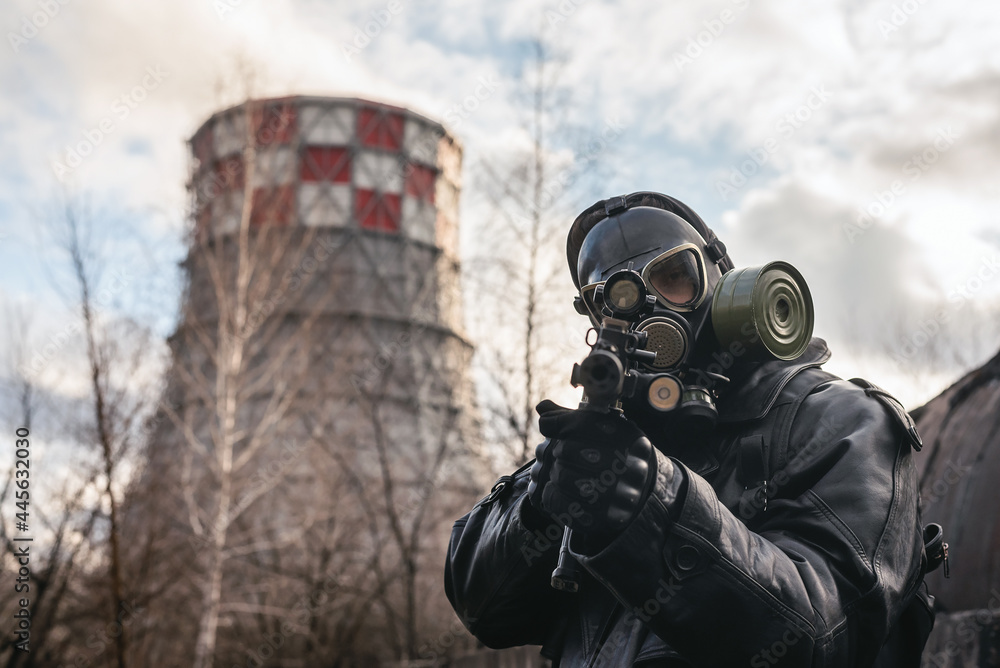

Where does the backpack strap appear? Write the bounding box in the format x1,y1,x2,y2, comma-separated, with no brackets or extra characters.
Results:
475,458,535,508
771,369,840,471
847,378,923,451
735,368,839,516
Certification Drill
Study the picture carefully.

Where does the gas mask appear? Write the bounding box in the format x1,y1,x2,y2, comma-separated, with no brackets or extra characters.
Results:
568,193,814,433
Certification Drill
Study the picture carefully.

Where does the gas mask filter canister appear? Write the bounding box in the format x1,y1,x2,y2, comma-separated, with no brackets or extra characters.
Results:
627,260,814,370
710,261,814,361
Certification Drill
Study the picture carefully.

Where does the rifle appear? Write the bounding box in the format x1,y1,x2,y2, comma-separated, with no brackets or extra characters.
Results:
551,267,686,591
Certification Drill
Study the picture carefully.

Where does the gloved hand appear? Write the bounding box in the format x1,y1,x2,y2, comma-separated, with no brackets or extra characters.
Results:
527,400,656,548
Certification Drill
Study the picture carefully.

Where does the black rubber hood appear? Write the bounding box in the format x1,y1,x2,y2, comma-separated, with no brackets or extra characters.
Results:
567,191,734,290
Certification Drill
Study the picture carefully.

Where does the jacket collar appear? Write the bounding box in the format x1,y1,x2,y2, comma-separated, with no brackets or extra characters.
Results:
715,338,832,423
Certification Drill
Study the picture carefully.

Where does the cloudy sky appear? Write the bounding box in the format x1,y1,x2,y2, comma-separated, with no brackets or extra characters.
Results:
1,0,999,411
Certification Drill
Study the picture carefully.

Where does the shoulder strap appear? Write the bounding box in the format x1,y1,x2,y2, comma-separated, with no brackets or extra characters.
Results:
771,369,840,470
848,378,923,451
475,458,535,508
735,368,838,513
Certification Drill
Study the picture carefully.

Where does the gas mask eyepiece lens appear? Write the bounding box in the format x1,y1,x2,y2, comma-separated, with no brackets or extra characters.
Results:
606,275,641,310
600,270,648,320
642,244,707,312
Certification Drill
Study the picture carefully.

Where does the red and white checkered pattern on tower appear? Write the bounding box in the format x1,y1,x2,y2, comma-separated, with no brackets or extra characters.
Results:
189,96,462,256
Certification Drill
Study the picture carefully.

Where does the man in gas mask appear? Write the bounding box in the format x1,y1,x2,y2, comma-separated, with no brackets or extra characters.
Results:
445,192,933,666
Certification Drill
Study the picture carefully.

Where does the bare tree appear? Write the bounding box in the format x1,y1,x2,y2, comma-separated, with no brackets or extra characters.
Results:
0,290,149,668
55,200,129,668
468,36,612,466
0,196,165,668
317,374,481,663
0,467,104,668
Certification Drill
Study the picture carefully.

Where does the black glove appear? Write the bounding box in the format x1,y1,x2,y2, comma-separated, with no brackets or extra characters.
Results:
527,400,656,548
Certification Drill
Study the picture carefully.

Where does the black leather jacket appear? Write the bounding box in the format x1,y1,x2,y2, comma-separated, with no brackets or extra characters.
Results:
445,339,925,667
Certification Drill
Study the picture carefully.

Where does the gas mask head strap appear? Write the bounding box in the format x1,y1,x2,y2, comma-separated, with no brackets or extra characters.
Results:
604,195,629,217
704,237,728,265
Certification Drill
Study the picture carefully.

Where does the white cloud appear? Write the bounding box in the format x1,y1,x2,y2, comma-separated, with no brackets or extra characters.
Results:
1,0,998,410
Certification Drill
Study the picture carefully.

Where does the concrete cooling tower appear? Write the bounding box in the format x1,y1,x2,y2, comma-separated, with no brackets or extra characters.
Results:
126,96,486,666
